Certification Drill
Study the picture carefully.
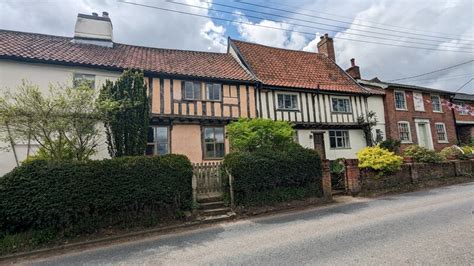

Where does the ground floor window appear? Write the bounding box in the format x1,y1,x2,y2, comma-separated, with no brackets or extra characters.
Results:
203,126,225,159
146,126,169,155
329,130,350,149
435,123,448,142
398,121,412,143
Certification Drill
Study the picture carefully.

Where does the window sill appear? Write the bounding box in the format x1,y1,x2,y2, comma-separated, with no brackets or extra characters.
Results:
437,141,449,144
395,108,408,111
203,157,224,161
432,111,443,113
277,109,300,112
331,111,353,114
329,147,352,150
401,141,413,144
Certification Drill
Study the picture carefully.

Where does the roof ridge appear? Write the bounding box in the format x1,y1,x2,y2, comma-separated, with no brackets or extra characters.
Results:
230,38,324,57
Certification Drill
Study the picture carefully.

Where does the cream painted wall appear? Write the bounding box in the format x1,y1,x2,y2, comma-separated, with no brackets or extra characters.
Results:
0,60,120,176
367,95,386,141
296,129,367,160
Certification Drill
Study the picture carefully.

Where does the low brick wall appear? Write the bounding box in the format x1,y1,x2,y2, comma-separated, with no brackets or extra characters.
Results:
355,159,474,193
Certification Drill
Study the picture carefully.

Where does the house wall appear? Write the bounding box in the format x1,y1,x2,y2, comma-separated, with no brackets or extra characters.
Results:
367,95,386,141
296,129,366,160
452,99,474,144
150,77,256,119
383,88,457,151
257,88,368,124
0,60,119,175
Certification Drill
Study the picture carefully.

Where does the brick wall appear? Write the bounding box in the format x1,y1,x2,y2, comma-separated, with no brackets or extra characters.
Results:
384,88,457,151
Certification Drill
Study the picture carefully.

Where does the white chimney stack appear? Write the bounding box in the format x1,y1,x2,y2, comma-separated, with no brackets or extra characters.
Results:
72,12,113,47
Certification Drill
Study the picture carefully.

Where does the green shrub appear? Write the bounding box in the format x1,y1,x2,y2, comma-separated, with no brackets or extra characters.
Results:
357,146,403,175
223,144,322,206
0,155,192,235
461,146,473,155
379,138,401,153
440,146,467,160
403,145,444,163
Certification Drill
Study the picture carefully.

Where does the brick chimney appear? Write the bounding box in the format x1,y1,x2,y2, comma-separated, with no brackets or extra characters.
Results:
72,12,113,47
317,33,335,61
345,58,361,79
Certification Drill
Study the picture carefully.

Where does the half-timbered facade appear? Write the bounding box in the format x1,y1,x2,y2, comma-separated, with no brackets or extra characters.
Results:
228,36,383,159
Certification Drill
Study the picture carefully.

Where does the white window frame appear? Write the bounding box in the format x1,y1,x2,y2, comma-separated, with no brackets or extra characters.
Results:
183,81,201,100
431,94,443,113
277,92,299,110
459,103,469,115
397,121,412,143
329,130,351,149
412,92,425,111
435,122,448,143
73,73,95,89
146,126,170,156
394,90,407,110
205,83,222,101
331,96,352,113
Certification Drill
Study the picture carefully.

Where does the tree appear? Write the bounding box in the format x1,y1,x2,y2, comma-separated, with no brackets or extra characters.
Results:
226,118,295,152
0,81,100,161
98,70,149,157
357,111,379,146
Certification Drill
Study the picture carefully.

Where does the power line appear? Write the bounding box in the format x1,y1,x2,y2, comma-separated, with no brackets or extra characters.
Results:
405,73,474,83
260,0,474,40
234,0,474,43
455,78,474,92
118,1,474,54
166,0,472,50
387,60,474,81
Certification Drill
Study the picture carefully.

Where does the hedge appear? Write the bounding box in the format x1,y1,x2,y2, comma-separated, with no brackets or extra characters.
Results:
0,154,193,236
223,144,322,206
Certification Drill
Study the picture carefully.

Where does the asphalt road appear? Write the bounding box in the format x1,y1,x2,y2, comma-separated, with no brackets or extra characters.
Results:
23,182,474,265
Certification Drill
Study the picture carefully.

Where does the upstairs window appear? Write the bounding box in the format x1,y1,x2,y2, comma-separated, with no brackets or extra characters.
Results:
277,93,298,110
394,90,407,110
146,126,169,156
331,97,352,113
205,83,222,101
435,123,448,142
73,73,95,89
203,127,225,159
329,130,350,149
431,95,442,112
184,81,201,100
397,121,412,143
460,103,469,115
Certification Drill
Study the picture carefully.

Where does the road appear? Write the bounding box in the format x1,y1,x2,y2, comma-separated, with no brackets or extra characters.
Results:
23,182,474,265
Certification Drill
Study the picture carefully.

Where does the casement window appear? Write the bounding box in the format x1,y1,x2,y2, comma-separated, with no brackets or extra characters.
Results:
413,92,425,111
435,123,448,142
277,93,298,110
73,73,95,89
397,121,412,143
146,126,170,156
184,81,201,100
431,95,442,112
203,127,225,159
329,130,350,149
394,90,407,110
205,83,222,101
331,96,352,113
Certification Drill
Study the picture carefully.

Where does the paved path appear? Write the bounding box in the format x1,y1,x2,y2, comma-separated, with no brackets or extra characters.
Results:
24,183,474,265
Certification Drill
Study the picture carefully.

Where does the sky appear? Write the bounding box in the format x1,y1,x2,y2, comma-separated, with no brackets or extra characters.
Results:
1,0,473,93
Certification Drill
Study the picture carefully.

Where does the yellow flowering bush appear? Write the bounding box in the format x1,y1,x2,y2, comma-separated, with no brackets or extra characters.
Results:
357,146,403,175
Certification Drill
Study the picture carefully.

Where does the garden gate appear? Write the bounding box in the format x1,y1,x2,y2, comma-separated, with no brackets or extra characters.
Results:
192,162,226,200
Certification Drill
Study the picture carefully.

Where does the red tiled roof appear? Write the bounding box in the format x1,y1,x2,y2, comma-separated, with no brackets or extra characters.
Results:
0,30,254,82
231,39,369,94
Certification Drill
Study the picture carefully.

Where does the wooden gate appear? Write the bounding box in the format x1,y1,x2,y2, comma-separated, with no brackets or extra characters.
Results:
192,162,224,200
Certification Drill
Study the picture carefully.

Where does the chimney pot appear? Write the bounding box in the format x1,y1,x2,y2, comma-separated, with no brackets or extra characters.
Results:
317,33,335,62
102,11,109,17
350,58,355,67
345,58,361,79
92,12,98,16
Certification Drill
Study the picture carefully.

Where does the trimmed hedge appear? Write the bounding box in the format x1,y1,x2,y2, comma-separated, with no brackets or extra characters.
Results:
0,155,193,235
223,144,322,206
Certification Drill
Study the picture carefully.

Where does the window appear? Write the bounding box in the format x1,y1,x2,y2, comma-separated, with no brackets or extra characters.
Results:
277,93,298,110
331,97,352,113
146,126,169,155
397,122,412,143
203,127,225,159
205,83,222,101
460,103,469,115
184,81,201,100
73,73,95,89
431,95,442,112
413,92,425,111
329,130,350,149
394,90,407,110
435,123,448,142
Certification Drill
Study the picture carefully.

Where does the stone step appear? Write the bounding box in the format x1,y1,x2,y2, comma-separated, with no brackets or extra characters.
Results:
197,196,223,204
199,207,231,216
199,212,236,223
199,201,226,210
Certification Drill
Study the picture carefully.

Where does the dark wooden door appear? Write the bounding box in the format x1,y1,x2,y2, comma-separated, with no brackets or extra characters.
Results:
313,132,326,159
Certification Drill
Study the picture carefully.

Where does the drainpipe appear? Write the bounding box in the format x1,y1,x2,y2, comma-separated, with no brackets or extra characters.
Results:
451,95,460,145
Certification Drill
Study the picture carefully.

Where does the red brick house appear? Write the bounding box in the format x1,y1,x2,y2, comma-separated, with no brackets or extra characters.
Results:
353,76,457,151
452,93,474,144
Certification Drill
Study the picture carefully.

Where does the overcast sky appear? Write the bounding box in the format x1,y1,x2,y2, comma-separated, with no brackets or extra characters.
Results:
1,0,473,93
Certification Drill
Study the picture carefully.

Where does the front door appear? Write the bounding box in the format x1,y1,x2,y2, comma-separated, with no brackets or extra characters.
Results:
313,132,326,159
415,120,434,150
418,123,428,148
